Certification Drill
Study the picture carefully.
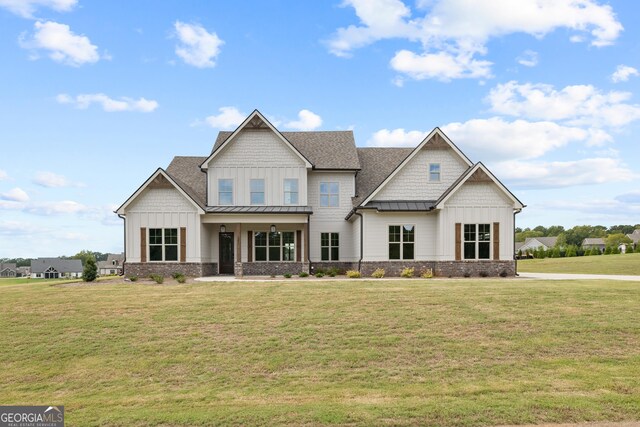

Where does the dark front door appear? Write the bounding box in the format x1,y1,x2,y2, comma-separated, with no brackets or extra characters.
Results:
219,232,234,274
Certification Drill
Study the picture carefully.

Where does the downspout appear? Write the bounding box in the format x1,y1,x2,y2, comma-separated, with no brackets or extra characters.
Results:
355,211,363,271
118,213,126,276
513,209,520,277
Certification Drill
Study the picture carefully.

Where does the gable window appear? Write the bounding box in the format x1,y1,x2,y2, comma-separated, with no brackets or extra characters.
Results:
254,231,295,261
319,182,339,207
389,225,414,260
464,224,491,260
149,228,178,261
218,179,233,205
284,179,298,205
250,179,265,205
429,163,441,181
321,233,339,261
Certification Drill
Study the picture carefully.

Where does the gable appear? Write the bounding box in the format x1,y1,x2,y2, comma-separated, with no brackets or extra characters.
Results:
445,181,513,207
211,129,307,167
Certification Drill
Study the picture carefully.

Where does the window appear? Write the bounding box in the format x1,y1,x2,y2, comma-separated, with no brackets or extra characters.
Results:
254,231,295,261
149,228,178,261
429,163,441,181
320,182,339,207
284,179,298,205
321,233,339,261
464,224,491,260
218,179,233,205
250,179,265,205
389,225,415,260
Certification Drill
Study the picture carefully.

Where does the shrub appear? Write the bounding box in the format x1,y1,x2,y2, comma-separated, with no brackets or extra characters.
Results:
346,270,361,278
499,270,508,278
149,274,164,284
283,273,292,278
371,268,385,278
612,246,620,254
82,257,97,282
479,271,488,278
172,272,186,283
635,245,640,253
420,268,433,279
299,272,309,278
400,267,414,278
314,268,326,275
315,272,325,278
171,272,183,279
463,271,471,278
327,267,339,277
604,246,613,255
128,275,138,282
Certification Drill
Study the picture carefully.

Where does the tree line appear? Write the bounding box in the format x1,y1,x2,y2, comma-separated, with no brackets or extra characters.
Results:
0,250,110,267
516,224,639,247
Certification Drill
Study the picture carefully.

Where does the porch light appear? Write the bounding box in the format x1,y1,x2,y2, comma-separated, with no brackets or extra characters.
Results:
220,225,226,233
270,224,277,233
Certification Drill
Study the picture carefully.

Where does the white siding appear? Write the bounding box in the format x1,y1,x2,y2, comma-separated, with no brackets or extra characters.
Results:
206,129,308,206
125,187,202,262
375,148,469,201
308,171,358,262
361,212,437,261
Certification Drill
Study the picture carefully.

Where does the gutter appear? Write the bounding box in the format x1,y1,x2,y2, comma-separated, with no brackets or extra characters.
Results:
513,208,522,277
355,211,363,272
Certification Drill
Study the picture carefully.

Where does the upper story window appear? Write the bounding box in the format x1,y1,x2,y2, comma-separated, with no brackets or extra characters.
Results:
319,182,339,207
284,179,298,205
464,224,491,260
389,225,414,260
429,163,441,181
218,179,233,205
250,179,265,205
149,228,178,261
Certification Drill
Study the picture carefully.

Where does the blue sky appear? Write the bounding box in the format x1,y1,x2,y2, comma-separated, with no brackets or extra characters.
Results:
1,0,639,258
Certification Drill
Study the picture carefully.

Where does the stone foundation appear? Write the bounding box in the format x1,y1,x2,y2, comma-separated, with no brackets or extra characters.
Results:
359,260,515,278
310,262,358,274
241,262,306,276
124,262,218,278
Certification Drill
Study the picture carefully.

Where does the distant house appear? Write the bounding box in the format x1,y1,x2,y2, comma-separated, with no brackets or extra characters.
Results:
627,229,640,249
98,253,124,276
30,258,83,279
0,262,17,277
16,266,31,277
582,238,605,253
518,237,558,253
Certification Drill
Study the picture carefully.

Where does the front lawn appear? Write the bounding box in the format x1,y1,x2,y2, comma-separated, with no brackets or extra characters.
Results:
518,252,640,275
1,279,639,426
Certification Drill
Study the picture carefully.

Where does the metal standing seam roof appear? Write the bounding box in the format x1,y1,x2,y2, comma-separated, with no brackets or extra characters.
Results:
362,201,437,211
205,206,313,214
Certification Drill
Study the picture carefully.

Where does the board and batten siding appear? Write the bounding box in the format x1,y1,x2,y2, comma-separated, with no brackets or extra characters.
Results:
125,187,201,263
437,182,515,261
374,148,469,201
207,129,308,206
361,211,437,261
307,171,358,262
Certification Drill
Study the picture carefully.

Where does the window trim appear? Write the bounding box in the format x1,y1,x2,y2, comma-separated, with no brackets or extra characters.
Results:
253,230,296,262
283,178,299,205
250,179,265,205
320,232,340,261
463,223,492,260
218,178,233,205
388,224,416,260
148,228,180,262
429,163,441,182
319,181,339,208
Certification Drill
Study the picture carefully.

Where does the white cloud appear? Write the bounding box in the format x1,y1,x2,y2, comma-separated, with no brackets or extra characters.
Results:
57,93,158,112
517,50,538,67
204,106,246,129
19,21,100,66
33,171,84,188
441,117,603,160
486,81,640,128
0,0,76,18
24,200,87,215
494,158,636,188
367,128,429,147
0,220,48,237
0,170,8,181
328,0,622,80
615,191,640,204
1,188,29,202
611,65,639,83
285,110,323,131
174,21,224,68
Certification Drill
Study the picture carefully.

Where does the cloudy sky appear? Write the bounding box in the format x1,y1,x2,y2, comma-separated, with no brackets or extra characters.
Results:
1,0,639,258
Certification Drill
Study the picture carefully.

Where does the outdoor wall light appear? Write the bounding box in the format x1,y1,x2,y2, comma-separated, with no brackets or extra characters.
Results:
270,224,277,233
220,225,226,233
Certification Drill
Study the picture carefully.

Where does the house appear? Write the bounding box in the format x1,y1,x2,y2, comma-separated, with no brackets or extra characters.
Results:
582,238,605,253
16,266,30,277
30,258,83,279
116,110,524,278
627,229,640,249
0,262,17,277
97,253,124,276
517,237,558,253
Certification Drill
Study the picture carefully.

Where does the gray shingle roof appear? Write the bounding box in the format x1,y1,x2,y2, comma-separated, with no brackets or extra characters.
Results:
353,147,413,206
627,229,640,243
166,156,208,208
582,237,605,246
214,130,360,170
0,262,16,272
205,206,313,214
30,258,83,274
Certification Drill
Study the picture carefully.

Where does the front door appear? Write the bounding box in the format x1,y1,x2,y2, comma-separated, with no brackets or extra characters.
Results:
219,232,234,274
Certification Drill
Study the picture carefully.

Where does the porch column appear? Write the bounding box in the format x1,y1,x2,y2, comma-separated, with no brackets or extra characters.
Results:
234,223,243,277
303,221,310,273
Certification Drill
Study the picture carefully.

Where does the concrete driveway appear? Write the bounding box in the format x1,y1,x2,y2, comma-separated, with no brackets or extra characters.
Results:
519,272,640,281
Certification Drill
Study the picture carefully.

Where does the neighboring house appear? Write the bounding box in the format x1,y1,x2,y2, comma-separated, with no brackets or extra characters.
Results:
0,262,17,277
30,258,83,279
16,266,31,277
116,110,524,278
517,237,558,253
627,229,640,248
98,253,124,275
582,238,605,253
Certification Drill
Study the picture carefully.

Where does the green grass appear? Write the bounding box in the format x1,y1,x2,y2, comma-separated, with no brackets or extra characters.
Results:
1,279,640,426
518,252,640,275
0,277,82,286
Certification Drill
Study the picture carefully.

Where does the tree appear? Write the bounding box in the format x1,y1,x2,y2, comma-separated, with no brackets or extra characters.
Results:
605,233,632,249
565,245,577,257
82,257,97,282
604,246,612,255
546,225,566,236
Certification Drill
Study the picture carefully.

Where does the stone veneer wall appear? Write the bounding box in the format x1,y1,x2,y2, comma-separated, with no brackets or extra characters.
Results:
359,260,515,277
310,262,358,274
124,262,217,278
241,262,306,276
